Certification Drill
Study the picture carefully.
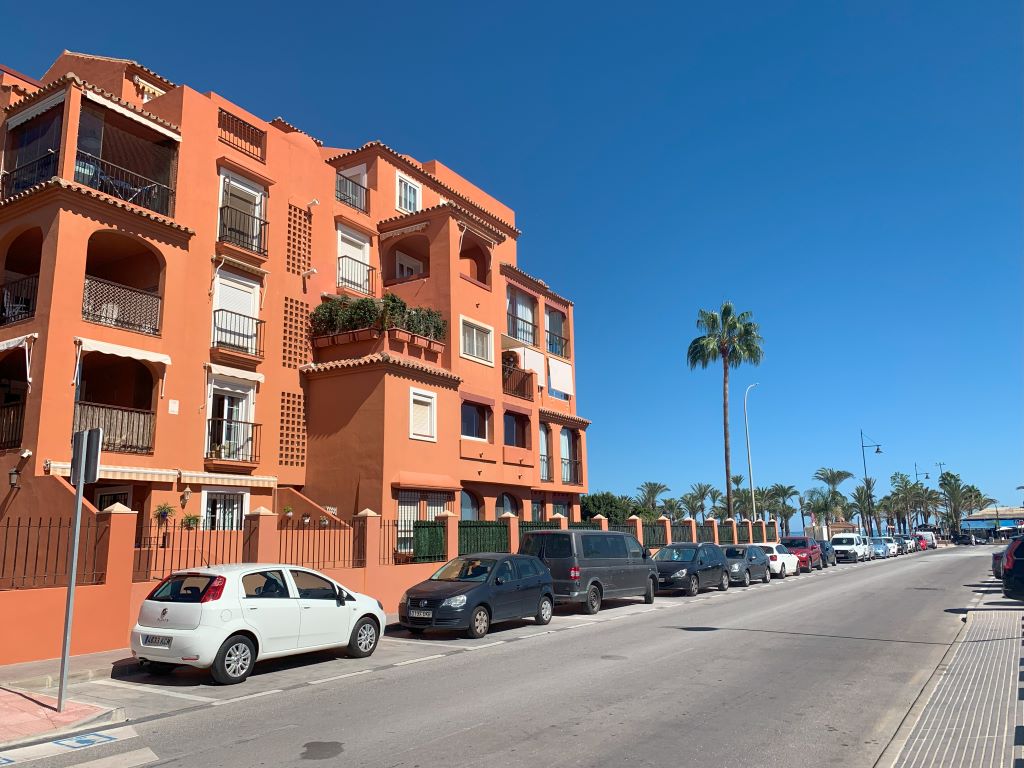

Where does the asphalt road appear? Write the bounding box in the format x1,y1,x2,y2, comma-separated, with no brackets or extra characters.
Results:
19,546,995,768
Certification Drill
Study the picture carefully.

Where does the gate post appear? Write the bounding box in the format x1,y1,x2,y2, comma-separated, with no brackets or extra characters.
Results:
438,511,460,560
501,511,519,553
591,514,609,532
627,514,643,543
244,506,278,562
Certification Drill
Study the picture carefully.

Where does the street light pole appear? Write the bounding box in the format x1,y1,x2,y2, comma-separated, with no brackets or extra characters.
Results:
743,384,758,521
860,430,882,538
935,461,947,534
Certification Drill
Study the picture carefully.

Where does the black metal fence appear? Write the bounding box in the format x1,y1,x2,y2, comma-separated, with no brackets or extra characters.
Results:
719,525,736,544
608,524,634,535
1,152,59,198
502,365,534,400
218,108,267,161
74,402,155,454
212,309,265,357
278,516,365,569
569,522,600,530
506,313,537,346
219,205,268,255
0,274,39,326
643,524,667,547
546,330,569,357
206,419,261,463
561,458,582,485
697,523,717,543
0,402,25,450
458,521,510,555
380,520,446,564
737,525,751,544
671,524,695,543
752,525,766,543
337,255,376,296
82,276,161,335
133,519,245,582
335,173,368,212
0,516,107,589
74,151,174,216
520,520,557,535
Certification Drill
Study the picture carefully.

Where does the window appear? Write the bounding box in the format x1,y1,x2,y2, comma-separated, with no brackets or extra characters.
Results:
398,490,419,553
396,174,420,213
546,308,569,357
337,225,371,294
539,425,552,481
242,570,288,599
625,537,643,559
95,486,131,512
504,411,529,448
498,493,520,517
460,490,481,521
532,500,545,520
495,560,515,584
202,490,247,530
207,377,256,461
290,570,337,599
506,288,537,346
552,501,568,518
460,318,493,365
461,401,489,441
409,388,437,442
148,575,216,603
213,273,260,354
219,172,266,254
517,557,541,578
395,251,424,280
425,492,448,521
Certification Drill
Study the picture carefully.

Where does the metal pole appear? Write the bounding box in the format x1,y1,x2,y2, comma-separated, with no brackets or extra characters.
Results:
860,430,869,538
57,435,86,712
744,384,758,521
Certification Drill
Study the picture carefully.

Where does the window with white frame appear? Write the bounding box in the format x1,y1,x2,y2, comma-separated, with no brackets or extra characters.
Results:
219,171,266,254
207,377,256,461
409,388,437,442
395,250,425,280
202,488,249,531
396,173,421,213
460,317,493,365
213,273,260,354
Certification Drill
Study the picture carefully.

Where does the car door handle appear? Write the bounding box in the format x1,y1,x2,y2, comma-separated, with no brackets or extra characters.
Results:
303,606,312,610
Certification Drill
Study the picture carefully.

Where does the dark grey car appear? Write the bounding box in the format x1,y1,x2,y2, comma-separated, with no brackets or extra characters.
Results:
519,530,658,615
722,544,771,586
653,543,729,595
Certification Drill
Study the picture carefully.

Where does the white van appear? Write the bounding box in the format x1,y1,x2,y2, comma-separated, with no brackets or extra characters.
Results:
918,531,937,549
831,534,868,563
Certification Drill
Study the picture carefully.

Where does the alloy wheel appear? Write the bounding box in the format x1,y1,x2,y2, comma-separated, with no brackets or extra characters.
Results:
224,642,252,679
356,622,377,654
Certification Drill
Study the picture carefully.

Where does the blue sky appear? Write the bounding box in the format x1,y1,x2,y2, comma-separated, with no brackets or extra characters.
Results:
4,2,1020,511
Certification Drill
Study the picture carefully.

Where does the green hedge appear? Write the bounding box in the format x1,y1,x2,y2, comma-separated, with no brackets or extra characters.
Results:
310,293,447,342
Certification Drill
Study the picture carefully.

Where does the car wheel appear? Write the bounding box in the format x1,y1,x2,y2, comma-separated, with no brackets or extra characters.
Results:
211,634,255,685
583,585,602,615
831,555,837,567
465,606,490,639
815,558,823,571
686,575,699,596
346,617,380,659
762,567,771,584
644,577,656,604
779,565,786,579
741,570,751,588
718,572,729,591
536,595,553,625
140,660,175,676
821,556,829,569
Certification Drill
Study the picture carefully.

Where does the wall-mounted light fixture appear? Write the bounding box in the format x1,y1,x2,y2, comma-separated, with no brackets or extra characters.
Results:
8,467,20,488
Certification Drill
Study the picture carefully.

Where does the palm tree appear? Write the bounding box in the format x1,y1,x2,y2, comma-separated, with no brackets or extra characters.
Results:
804,488,831,528
755,486,773,521
686,302,764,518
939,472,967,533
770,484,798,535
708,488,728,521
848,483,875,535
730,475,746,519
689,482,715,523
797,492,808,534
813,467,855,527
680,492,704,521
634,481,669,519
660,497,682,521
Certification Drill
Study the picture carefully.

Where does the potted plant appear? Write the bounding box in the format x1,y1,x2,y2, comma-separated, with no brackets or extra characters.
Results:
382,293,410,342
153,502,175,525
283,505,294,518
182,514,200,530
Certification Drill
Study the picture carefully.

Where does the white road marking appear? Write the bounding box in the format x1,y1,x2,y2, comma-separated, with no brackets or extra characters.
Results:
564,622,597,629
88,679,217,702
308,669,374,685
460,641,505,651
0,726,138,765
382,637,476,650
393,654,446,666
519,630,553,638
72,747,159,768
212,689,281,706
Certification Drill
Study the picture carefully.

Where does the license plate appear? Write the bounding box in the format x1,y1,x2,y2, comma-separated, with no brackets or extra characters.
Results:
659,578,668,583
408,609,432,619
143,635,171,648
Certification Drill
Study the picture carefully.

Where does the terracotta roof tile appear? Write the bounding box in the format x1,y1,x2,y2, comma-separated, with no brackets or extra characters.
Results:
62,51,176,88
270,117,324,147
500,263,573,307
378,201,507,243
538,408,591,429
300,352,461,387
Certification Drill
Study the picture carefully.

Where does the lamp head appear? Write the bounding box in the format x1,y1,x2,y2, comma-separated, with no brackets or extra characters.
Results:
874,446,882,454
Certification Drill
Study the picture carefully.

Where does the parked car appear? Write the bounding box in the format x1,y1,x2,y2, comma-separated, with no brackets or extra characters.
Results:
869,537,890,559
918,531,938,549
1002,536,1024,599
914,534,929,551
830,534,861,563
954,534,976,546
993,549,1004,579
519,529,658,614
881,537,899,557
399,553,553,639
818,539,837,567
652,542,728,595
893,535,913,554
780,536,823,572
758,543,800,579
131,564,386,685
722,545,771,586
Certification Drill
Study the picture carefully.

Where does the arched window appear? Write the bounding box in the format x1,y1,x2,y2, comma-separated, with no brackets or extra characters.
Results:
460,490,481,521
498,493,520,517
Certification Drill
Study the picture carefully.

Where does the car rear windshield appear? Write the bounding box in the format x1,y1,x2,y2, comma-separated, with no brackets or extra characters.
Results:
723,547,746,558
871,538,884,544
782,538,808,548
148,574,216,603
521,533,572,559
431,558,497,582
654,546,696,562
832,537,854,545
758,546,774,554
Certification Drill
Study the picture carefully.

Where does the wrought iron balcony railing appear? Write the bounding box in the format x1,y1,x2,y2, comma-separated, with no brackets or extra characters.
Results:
74,151,175,216
82,277,161,335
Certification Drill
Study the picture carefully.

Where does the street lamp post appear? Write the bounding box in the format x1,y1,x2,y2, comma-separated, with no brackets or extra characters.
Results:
935,461,948,536
911,462,930,533
744,384,758,521
859,430,882,538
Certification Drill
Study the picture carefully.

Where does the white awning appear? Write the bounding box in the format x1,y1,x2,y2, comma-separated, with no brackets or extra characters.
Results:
0,333,39,392
46,462,178,483
75,337,171,366
205,363,265,384
548,358,574,396
83,89,181,142
511,346,546,387
179,471,277,489
6,91,65,129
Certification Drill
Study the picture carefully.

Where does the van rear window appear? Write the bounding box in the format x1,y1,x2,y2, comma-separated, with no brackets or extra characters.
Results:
521,533,572,559
147,575,215,603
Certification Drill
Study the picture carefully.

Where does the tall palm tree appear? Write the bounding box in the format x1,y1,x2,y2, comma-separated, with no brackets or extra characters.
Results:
813,467,855,528
848,483,875,536
730,475,746,519
797,492,808,534
938,472,967,533
755,486,773,521
770,484,798,535
680,492,704,521
690,482,715,523
686,302,764,518
634,481,670,518
708,488,728,521
804,488,831,527
660,497,682,521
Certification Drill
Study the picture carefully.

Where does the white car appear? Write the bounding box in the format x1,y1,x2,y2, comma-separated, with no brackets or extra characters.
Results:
881,537,899,557
131,564,386,684
831,534,869,563
758,543,800,579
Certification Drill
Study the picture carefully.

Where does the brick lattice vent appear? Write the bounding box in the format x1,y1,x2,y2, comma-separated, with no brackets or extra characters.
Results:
286,204,312,275
279,391,307,467
282,297,310,369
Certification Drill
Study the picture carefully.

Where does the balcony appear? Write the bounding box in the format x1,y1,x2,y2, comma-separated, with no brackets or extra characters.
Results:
539,455,553,482
0,275,39,327
547,330,570,358
218,109,266,162
206,419,261,468
211,309,265,360
74,151,175,217
82,277,161,336
0,153,59,199
74,401,155,455
219,206,268,256
337,255,376,296
0,402,26,450
561,458,582,486
506,313,537,346
502,364,534,401
336,173,368,212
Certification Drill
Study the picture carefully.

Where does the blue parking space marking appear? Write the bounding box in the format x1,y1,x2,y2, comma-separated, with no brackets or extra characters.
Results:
54,732,117,749
0,757,13,765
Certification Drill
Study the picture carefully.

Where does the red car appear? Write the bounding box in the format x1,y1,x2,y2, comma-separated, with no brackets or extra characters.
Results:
915,535,928,551
779,536,823,572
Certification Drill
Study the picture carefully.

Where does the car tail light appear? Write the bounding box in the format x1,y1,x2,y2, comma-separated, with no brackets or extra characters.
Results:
569,566,580,580
1004,542,1019,571
769,554,778,561
200,575,226,603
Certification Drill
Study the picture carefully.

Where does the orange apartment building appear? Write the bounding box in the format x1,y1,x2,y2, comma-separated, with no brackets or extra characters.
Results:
0,52,590,556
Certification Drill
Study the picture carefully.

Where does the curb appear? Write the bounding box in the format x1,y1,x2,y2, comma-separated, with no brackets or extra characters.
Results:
0,704,126,751
7,659,138,691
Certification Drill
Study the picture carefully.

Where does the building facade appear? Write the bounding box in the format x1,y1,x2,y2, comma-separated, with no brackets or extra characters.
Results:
0,52,589,551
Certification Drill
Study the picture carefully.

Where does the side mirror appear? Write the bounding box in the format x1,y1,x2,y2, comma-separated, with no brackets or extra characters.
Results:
336,588,347,605
642,549,650,560
495,576,507,586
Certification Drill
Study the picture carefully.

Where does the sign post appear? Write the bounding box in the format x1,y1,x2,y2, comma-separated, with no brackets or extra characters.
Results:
57,427,101,712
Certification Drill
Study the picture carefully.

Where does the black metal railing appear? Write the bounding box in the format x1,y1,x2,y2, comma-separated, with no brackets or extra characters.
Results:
206,419,261,463
608,524,634,534
719,525,736,544
520,520,556,534
561,458,582,485
643,524,667,548
0,402,25,450
218,108,266,161
1,516,107,589
337,255,376,296
458,521,510,555
671,524,695,543
379,520,446,564
0,274,39,326
1,152,59,199
502,364,534,401
212,309,265,358
82,276,161,335
74,151,175,216
539,455,553,482
547,330,570,357
336,173,368,212
697,523,717,543
569,522,600,530
506,313,537,346
219,205,268,255
74,401,155,454
737,525,751,544
133,519,245,582
278,516,366,569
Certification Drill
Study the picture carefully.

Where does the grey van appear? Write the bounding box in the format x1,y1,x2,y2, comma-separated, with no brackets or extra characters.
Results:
519,529,658,615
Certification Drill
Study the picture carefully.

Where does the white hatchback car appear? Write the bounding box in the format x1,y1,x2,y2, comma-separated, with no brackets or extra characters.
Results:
131,564,386,684
758,544,800,579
